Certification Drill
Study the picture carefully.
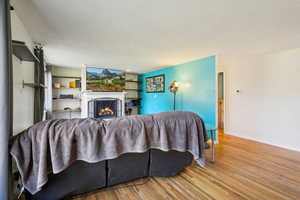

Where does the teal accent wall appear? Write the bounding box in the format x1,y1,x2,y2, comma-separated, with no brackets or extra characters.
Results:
139,56,216,127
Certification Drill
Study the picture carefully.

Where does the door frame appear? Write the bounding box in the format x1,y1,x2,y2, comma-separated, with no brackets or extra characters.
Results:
215,66,226,143
217,72,225,130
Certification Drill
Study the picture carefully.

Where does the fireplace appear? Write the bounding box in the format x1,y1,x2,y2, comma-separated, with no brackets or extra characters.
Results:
88,98,122,119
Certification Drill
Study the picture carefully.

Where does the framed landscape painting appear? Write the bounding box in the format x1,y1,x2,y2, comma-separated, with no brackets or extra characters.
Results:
86,67,125,91
146,74,165,93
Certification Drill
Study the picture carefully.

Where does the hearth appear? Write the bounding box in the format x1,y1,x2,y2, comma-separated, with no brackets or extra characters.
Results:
88,98,122,119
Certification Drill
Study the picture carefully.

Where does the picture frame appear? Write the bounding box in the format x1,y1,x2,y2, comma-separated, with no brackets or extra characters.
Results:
146,74,165,93
86,67,125,92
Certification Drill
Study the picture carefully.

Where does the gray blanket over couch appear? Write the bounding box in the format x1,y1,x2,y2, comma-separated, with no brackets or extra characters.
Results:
10,111,207,195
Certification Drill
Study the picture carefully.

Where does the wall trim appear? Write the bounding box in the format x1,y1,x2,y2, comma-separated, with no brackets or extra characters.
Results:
226,132,300,152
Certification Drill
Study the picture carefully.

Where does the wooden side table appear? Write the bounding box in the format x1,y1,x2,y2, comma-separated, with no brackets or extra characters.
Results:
206,125,217,163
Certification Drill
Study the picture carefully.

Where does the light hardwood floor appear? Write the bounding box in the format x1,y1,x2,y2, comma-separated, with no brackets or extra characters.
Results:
73,134,300,200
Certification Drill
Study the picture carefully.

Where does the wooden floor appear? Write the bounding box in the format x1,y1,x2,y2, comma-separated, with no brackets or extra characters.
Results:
73,134,300,200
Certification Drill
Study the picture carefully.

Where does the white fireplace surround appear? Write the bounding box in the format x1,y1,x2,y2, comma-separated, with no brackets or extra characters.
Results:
81,91,126,118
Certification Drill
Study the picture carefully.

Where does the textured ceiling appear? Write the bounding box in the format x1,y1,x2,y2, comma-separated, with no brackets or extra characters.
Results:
11,0,300,73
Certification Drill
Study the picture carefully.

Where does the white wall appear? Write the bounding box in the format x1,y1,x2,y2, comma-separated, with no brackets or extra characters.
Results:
11,11,35,135
220,48,300,152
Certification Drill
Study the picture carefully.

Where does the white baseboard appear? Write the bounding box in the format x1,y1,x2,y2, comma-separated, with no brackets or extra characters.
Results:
226,132,300,152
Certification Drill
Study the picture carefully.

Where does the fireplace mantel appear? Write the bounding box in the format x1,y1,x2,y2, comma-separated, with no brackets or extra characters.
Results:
81,91,126,118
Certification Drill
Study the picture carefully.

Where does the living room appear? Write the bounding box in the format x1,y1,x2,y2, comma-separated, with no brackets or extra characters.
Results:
1,0,300,200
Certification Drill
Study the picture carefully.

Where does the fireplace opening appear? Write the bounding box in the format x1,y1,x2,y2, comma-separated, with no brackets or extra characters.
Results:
99,107,114,116
88,98,122,119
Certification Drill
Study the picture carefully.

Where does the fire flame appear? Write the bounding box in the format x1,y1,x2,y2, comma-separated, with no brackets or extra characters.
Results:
99,107,114,116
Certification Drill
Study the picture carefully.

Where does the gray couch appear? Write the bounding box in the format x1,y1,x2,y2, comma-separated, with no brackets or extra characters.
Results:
27,149,193,200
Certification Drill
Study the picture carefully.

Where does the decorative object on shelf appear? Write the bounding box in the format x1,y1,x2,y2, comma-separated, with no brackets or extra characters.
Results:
125,108,133,115
132,99,140,106
125,102,135,108
86,67,125,91
69,81,76,88
68,80,81,88
59,94,74,99
169,80,179,110
75,80,81,88
54,83,61,89
146,74,165,93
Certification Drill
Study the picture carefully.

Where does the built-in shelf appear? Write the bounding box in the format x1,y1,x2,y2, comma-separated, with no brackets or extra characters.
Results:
124,89,141,91
126,105,140,108
52,98,81,101
12,40,39,63
22,80,46,88
53,109,81,113
125,80,139,83
125,97,142,100
124,74,140,116
53,87,81,90
51,73,82,118
53,75,81,79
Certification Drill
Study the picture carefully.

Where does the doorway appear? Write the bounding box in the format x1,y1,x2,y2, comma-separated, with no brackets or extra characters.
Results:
217,72,224,132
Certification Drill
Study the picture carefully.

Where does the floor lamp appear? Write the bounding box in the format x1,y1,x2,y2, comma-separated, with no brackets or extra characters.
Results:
169,80,179,111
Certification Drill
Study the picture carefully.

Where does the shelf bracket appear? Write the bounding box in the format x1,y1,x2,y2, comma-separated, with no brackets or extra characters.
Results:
22,80,46,88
